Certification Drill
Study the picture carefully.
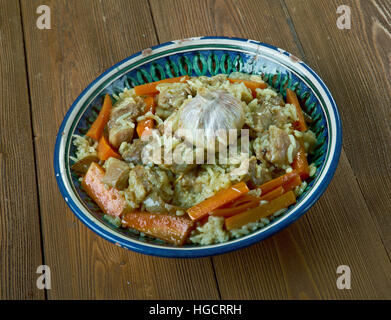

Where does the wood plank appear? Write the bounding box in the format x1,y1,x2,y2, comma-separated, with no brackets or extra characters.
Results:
20,0,219,299
150,0,391,299
0,0,44,299
284,0,391,253
150,0,302,56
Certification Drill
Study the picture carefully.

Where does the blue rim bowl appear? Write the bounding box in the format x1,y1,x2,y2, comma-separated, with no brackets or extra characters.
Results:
54,37,342,258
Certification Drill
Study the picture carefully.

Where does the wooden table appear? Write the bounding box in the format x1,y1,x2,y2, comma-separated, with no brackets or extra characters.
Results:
1,0,390,300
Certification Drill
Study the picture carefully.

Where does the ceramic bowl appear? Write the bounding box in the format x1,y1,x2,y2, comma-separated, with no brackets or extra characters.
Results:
54,37,342,258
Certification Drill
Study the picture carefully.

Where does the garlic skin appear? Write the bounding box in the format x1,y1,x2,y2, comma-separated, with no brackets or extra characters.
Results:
177,88,245,152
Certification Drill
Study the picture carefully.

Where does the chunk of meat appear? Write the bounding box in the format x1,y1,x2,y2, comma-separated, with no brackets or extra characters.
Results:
101,158,130,190
246,156,272,187
143,192,168,213
124,165,173,209
108,99,144,148
143,191,185,214
156,83,192,119
119,139,146,164
251,105,274,134
265,126,299,168
127,166,154,204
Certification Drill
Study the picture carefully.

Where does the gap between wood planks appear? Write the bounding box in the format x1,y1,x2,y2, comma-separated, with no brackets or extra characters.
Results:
17,0,48,300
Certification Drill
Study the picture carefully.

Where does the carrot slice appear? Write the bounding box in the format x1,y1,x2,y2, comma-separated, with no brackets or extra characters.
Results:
292,145,310,180
283,174,302,191
286,88,307,132
134,75,189,96
82,162,128,217
225,191,297,230
214,173,302,218
260,186,285,202
226,194,259,207
211,195,259,218
187,182,250,221
122,211,194,246
97,135,121,161
86,94,112,141
257,171,299,195
137,96,156,138
211,201,259,218
228,78,268,98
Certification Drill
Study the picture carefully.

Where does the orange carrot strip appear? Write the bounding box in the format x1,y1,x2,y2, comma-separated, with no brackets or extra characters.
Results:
228,78,267,98
134,75,189,96
211,201,259,218
86,94,112,140
283,174,302,191
82,162,128,217
286,88,307,132
122,211,194,246
260,186,285,202
257,171,299,195
211,194,259,217
227,194,259,207
137,96,156,138
187,182,250,221
214,174,302,218
292,145,310,180
225,191,297,230
97,135,121,161
211,194,260,218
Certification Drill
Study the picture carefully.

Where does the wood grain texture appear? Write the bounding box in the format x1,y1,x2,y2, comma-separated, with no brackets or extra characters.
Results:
150,0,391,299
284,0,391,253
20,0,219,299
0,0,44,299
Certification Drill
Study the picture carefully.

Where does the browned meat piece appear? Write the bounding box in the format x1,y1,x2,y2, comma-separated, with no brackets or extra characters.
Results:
108,99,144,148
246,156,272,187
156,83,192,119
125,165,173,209
120,139,146,164
101,158,130,190
143,191,185,214
129,165,154,198
71,155,99,175
252,106,274,134
265,126,299,168
143,192,167,213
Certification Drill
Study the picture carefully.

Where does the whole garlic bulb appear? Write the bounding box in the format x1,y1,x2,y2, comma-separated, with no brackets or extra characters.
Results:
177,88,245,152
